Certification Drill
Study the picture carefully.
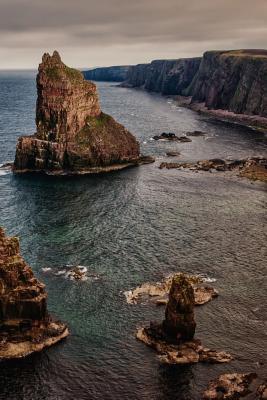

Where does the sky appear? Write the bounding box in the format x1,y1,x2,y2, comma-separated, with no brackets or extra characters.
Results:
0,0,267,69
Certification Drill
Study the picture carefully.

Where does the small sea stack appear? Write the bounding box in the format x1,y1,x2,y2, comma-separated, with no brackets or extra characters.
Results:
136,273,232,365
0,227,69,359
13,51,152,175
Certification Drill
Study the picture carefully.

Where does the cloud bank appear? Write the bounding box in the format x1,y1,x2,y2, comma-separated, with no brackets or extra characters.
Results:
0,0,266,68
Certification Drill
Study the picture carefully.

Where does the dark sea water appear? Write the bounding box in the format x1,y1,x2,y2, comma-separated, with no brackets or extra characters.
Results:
0,71,266,400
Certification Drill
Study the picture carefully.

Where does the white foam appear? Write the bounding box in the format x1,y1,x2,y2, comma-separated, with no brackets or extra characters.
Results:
42,267,52,272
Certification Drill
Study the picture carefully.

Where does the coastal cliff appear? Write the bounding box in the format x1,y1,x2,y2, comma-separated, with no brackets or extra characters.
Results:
187,50,267,117
123,58,201,94
0,227,68,359
14,51,142,175
121,49,267,126
83,66,131,82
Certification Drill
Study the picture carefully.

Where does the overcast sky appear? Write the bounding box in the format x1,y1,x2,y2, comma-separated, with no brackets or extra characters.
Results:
0,0,267,69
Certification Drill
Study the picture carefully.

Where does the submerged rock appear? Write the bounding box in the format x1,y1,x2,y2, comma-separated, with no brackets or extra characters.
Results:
13,51,151,175
153,133,192,142
124,273,218,306
202,373,257,399
186,130,207,137
159,157,267,182
166,151,180,157
0,227,69,359
136,273,231,365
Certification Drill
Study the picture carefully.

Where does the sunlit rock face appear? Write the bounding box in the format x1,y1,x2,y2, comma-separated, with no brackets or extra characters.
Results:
14,51,140,174
0,227,69,359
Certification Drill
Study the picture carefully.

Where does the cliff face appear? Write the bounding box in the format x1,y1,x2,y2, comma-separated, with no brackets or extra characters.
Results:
0,227,68,359
14,51,140,174
83,66,131,82
187,50,267,117
122,58,201,95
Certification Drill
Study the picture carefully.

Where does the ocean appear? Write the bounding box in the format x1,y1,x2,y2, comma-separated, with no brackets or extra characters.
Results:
0,71,266,399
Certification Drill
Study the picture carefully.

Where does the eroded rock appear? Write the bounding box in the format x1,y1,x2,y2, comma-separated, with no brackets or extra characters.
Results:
0,227,69,359
202,373,257,399
13,51,149,175
124,273,218,306
135,274,231,365
159,157,267,182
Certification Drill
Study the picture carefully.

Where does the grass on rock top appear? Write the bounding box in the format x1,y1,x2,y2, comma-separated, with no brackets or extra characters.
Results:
45,65,84,83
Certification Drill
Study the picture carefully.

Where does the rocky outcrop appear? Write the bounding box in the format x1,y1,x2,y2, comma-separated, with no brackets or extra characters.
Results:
124,273,218,306
83,66,131,82
159,157,267,182
136,273,232,365
187,50,267,118
202,373,257,399
162,274,196,341
0,227,68,359
13,51,145,175
122,58,201,94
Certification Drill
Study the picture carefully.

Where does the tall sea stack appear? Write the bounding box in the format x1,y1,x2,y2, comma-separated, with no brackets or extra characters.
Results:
14,51,141,174
0,227,69,359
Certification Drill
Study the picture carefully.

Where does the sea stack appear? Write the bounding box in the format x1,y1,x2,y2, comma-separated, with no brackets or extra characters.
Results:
136,273,232,364
0,227,68,359
14,51,142,174
162,274,196,341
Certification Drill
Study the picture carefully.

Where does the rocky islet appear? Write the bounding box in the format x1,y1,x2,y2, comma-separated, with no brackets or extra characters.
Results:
13,51,153,175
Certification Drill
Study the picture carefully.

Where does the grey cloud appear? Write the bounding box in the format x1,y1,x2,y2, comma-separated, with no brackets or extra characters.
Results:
0,0,266,68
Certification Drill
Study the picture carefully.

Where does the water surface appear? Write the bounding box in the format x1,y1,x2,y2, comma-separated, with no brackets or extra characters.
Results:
0,74,266,400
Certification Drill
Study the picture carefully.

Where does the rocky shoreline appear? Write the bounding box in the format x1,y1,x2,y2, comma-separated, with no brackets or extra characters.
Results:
159,157,267,182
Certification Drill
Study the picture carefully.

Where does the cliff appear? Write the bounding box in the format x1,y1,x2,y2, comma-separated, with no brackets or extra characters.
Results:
14,51,142,175
83,66,131,82
122,58,201,95
186,50,267,117
0,227,68,359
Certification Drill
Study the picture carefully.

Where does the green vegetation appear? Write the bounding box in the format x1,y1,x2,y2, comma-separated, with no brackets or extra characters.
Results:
45,65,83,82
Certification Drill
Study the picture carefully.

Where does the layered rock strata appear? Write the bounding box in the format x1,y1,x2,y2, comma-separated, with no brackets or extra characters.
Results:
136,273,232,365
187,50,267,118
14,51,144,175
0,227,69,359
83,66,131,82
122,58,201,95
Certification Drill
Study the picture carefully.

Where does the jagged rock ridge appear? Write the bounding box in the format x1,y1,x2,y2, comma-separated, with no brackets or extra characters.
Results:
14,51,142,174
0,227,69,359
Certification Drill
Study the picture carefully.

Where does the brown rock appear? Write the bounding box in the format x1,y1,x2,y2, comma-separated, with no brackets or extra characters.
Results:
124,273,218,307
0,227,69,359
14,51,142,175
135,274,232,365
159,157,267,182
162,274,196,341
202,373,257,399
136,326,232,365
